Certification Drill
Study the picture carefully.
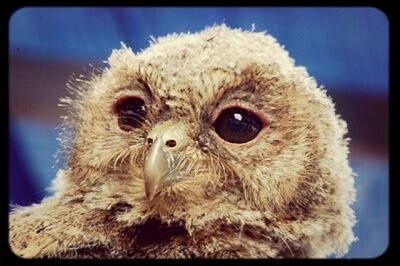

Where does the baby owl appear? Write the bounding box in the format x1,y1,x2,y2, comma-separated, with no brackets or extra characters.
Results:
9,25,356,258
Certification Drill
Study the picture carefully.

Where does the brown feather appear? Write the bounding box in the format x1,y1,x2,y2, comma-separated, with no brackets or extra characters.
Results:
9,24,356,258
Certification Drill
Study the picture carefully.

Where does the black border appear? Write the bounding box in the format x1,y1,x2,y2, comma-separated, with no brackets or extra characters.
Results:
2,1,397,265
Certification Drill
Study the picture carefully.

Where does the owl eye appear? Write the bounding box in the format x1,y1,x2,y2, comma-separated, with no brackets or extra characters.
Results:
114,96,147,131
213,107,264,144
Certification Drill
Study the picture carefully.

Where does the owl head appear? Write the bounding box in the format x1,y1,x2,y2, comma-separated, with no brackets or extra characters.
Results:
56,24,356,258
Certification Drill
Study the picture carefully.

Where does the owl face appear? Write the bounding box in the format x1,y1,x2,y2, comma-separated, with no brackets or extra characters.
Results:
60,25,355,257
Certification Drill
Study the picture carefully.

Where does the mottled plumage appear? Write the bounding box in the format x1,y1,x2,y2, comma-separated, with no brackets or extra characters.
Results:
9,25,356,258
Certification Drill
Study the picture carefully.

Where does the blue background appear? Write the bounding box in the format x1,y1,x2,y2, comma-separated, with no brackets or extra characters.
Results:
9,7,388,258
9,7,388,95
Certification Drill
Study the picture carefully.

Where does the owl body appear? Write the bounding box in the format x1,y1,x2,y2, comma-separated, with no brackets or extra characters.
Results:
9,25,356,258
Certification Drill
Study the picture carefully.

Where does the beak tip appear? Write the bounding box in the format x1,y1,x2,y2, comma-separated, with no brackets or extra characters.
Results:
146,193,155,201
145,183,156,201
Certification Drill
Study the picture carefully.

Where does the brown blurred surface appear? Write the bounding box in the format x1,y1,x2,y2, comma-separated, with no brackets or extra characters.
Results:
9,57,388,160
9,57,82,123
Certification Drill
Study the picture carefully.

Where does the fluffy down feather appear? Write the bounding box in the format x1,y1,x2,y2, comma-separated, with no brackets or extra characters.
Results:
9,24,356,258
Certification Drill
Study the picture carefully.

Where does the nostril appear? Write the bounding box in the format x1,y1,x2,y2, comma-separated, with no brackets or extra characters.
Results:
147,138,153,145
165,140,177,147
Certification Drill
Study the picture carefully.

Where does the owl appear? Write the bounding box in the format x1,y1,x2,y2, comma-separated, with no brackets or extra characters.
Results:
9,24,356,258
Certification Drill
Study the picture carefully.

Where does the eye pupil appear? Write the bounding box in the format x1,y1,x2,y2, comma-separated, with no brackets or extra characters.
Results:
114,97,147,131
213,107,264,144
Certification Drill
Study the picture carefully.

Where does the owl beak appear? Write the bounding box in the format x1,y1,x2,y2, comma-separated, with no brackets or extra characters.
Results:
144,136,171,201
143,121,189,201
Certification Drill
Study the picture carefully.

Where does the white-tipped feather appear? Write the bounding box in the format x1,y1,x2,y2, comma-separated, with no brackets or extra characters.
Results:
9,24,355,259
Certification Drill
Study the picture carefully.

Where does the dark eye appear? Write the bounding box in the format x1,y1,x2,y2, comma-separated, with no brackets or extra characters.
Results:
213,107,265,144
114,97,147,131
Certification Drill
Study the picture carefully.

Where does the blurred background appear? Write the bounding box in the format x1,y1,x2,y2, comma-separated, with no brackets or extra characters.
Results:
9,7,388,258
